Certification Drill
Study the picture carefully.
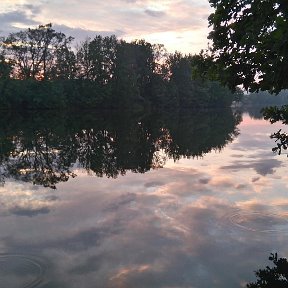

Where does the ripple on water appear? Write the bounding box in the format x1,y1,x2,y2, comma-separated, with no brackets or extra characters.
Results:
0,254,45,288
229,211,288,233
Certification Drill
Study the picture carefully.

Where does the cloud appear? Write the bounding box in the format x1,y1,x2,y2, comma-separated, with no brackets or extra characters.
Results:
0,180,58,217
69,254,103,275
220,158,282,176
0,10,38,35
9,206,50,217
144,9,166,17
235,183,247,189
144,181,164,188
198,177,210,184
1,115,286,287
1,164,288,288
0,10,32,24
53,24,125,43
22,4,41,16
0,0,213,53
252,176,260,183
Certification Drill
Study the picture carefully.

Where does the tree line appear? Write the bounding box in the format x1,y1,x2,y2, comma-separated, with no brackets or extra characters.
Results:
0,24,240,110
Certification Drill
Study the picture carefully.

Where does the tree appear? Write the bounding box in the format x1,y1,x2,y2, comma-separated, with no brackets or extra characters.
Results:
76,35,117,84
2,24,74,80
208,0,288,93
167,52,198,107
50,37,76,80
0,44,13,96
166,52,239,108
114,40,155,90
0,53,12,80
112,39,155,107
75,38,91,80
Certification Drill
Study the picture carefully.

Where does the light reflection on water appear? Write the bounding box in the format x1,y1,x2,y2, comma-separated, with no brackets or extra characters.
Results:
0,113,288,287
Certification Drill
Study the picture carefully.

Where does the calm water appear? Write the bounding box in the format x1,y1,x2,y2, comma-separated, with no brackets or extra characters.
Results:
0,109,287,287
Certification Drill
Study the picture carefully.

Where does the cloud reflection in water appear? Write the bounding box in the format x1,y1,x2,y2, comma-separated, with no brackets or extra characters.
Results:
0,114,287,287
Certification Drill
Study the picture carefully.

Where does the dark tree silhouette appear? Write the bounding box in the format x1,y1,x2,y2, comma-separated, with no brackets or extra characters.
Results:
207,0,288,93
247,253,288,288
3,24,74,80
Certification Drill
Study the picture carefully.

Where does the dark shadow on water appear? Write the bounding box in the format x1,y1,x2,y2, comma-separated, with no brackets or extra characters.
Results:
0,108,241,188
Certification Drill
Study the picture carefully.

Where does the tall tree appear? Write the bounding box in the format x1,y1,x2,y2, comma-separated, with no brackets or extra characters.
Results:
208,0,288,93
0,52,13,97
75,38,91,80
167,52,215,107
2,24,74,80
113,40,140,106
76,35,117,84
113,39,155,105
51,39,77,80
130,39,155,93
0,53,12,80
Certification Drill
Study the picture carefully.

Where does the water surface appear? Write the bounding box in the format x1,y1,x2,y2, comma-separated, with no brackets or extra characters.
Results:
0,109,287,287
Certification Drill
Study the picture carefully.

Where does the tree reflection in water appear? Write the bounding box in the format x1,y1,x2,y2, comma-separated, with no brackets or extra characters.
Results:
0,109,241,188
262,105,288,157
247,253,288,288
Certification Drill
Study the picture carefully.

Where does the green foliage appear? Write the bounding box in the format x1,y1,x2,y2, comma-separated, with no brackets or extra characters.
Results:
191,50,217,82
208,0,288,93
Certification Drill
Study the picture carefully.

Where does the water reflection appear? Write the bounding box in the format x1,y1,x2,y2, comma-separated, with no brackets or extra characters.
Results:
0,254,45,288
247,253,288,288
262,105,288,157
0,114,288,287
0,109,241,188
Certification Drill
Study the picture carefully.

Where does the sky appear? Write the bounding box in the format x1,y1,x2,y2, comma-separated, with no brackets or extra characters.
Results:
0,0,213,54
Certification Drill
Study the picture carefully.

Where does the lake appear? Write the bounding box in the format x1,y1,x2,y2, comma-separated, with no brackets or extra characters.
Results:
0,108,287,287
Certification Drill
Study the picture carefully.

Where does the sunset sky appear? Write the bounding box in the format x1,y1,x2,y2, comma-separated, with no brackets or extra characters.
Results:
0,0,213,54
